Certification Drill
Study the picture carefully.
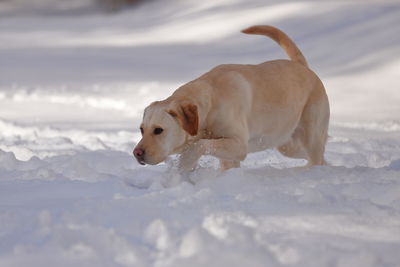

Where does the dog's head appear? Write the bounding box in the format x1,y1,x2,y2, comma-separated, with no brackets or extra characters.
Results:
133,99,198,165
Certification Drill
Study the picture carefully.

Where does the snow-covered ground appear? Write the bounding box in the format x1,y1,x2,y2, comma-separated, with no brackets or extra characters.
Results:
1,0,400,266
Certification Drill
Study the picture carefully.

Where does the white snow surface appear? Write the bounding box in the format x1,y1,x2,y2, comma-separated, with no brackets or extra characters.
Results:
1,0,400,266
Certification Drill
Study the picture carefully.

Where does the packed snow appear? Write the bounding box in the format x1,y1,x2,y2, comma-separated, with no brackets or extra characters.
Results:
1,0,400,266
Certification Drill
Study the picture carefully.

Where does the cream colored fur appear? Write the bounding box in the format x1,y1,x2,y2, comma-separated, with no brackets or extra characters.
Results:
134,25,330,172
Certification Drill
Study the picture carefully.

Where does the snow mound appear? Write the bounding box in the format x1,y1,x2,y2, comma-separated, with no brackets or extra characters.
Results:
1,154,400,266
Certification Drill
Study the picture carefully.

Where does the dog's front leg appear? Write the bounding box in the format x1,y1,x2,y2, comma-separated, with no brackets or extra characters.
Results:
178,137,247,172
178,142,206,173
200,137,248,164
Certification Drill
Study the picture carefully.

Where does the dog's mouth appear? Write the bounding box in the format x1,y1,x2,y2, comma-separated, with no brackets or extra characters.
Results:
137,159,146,165
134,152,166,166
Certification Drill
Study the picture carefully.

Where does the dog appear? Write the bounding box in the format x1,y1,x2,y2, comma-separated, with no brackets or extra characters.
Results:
133,25,330,172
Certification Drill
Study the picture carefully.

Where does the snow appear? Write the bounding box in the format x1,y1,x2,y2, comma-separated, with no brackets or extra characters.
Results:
1,0,400,266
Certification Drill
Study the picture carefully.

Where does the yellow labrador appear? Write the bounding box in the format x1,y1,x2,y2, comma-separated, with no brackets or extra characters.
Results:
133,25,330,172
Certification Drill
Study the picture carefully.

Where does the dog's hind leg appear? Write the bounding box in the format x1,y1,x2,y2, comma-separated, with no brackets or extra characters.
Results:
279,80,329,166
278,125,309,161
299,80,330,165
304,81,329,165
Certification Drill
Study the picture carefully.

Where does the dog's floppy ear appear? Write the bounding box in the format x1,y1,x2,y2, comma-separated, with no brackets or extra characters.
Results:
167,101,198,136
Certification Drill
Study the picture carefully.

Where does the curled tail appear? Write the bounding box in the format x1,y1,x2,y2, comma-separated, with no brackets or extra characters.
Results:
242,25,308,67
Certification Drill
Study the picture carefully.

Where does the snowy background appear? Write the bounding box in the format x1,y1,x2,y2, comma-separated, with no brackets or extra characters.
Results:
1,0,400,266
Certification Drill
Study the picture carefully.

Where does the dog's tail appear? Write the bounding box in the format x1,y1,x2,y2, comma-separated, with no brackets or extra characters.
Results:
242,25,308,67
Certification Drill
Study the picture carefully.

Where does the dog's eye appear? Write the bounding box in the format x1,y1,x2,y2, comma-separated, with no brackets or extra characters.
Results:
140,127,144,134
153,128,163,135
